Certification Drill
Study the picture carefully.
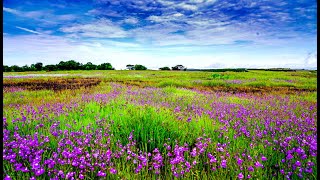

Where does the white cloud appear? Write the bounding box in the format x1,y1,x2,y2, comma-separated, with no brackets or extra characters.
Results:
60,18,128,38
123,17,139,24
177,3,198,11
15,26,42,34
3,7,20,15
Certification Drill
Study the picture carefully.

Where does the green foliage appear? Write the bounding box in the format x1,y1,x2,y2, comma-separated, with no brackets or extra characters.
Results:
83,62,97,70
35,62,43,71
134,64,147,70
172,65,186,71
159,66,171,70
10,65,24,72
43,64,58,71
211,73,230,79
4,61,115,72
3,65,11,72
97,63,114,70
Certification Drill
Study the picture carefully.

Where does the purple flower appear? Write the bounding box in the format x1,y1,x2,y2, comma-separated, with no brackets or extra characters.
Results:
261,156,267,161
4,175,12,180
305,167,313,173
221,160,227,168
237,158,243,166
248,166,254,172
97,170,106,177
255,161,263,168
79,174,84,179
35,168,45,176
286,154,293,160
238,173,244,179
295,161,301,166
30,177,36,180
110,168,117,174
193,160,197,166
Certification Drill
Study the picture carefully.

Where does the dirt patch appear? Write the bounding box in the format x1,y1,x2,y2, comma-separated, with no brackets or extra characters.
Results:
3,78,101,91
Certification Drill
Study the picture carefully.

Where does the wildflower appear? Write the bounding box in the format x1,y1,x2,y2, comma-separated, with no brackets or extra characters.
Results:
110,168,117,174
35,168,45,176
97,170,106,177
286,154,293,160
238,173,244,179
261,156,267,161
221,160,227,168
248,166,254,172
4,175,12,180
255,161,263,168
295,161,301,166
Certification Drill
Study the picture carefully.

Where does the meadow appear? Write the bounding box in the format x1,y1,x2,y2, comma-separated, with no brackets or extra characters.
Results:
3,70,317,180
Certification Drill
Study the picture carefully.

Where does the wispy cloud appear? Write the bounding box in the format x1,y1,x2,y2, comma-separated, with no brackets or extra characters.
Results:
15,26,42,34
60,18,127,38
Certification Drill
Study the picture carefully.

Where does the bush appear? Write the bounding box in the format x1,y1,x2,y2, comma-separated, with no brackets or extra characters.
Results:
134,64,147,70
159,67,171,70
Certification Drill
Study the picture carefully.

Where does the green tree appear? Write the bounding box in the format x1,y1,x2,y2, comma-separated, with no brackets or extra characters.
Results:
97,63,114,70
159,67,170,70
30,64,37,71
22,65,30,72
126,64,135,70
35,62,43,71
3,65,11,72
134,64,147,70
10,65,23,72
44,65,58,71
83,62,97,70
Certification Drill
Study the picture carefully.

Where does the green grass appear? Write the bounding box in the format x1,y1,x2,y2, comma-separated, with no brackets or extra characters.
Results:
4,70,317,90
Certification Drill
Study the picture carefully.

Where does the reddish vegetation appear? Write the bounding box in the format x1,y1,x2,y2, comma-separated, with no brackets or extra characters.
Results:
3,78,101,91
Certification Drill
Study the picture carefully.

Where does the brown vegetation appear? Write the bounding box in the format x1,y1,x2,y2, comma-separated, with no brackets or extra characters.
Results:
3,78,101,91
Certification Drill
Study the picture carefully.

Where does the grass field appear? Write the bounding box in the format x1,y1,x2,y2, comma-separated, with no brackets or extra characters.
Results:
3,70,317,179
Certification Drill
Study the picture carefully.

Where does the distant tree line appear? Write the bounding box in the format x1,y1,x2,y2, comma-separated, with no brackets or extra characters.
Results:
3,60,115,72
159,65,187,71
187,68,248,72
126,64,148,70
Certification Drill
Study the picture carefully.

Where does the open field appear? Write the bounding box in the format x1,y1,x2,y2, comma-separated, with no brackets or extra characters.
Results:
3,70,317,179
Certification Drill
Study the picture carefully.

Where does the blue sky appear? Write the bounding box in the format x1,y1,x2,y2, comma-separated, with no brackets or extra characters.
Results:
3,0,317,69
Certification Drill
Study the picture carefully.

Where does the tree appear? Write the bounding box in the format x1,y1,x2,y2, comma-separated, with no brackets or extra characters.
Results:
44,65,58,71
126,64,135,70
97,63,114,70
172,65,186,71
35,62,43,71
30,64,37,71
134,64,147,70
159,67,170,70
57,60,81,70
10,65,23,72
3,65,11,72
83,62,97,70
22,65,30,72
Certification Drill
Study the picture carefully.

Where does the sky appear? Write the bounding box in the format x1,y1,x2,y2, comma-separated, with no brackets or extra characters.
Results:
3,0,317,70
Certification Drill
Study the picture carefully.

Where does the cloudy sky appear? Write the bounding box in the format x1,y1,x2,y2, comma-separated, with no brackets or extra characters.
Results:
3,0,317,69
